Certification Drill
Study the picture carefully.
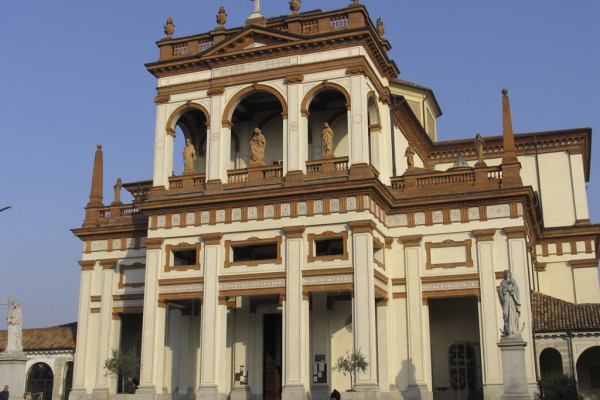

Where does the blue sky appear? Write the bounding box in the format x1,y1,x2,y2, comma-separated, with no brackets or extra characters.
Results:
0,1,598,329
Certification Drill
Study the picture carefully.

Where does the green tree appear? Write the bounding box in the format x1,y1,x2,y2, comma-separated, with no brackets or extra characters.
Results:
540,371,579,400
334,349,369,391
104,349,139,393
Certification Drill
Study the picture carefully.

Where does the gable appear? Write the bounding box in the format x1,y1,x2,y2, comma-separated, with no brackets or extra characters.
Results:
204,27,301,57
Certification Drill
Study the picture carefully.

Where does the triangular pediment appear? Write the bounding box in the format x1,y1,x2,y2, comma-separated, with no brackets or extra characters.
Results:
203,27,302,57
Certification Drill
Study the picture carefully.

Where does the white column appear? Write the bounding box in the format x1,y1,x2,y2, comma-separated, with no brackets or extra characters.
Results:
376,300,390,392
349,221,379,391
568,152,590,222
198,233,227,400
348,75,369,166
282,226,309,400
473,230,503,397
93,259,118,397
503,227,537,389
153,103,172,189
207,93,227,183
399,235,430,400
70,261,96,399
285,79,304,173
138,239,166,399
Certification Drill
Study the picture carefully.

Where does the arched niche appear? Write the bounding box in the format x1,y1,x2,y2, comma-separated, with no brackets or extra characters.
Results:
27,362,54,400
576,346,600,400
223,86,286,168
303,84,350,160
167,103,210,175
539,347,563,377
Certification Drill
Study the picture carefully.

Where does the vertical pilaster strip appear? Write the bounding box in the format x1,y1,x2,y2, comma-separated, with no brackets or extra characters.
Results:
349,221,379,389
95,259,118,391
503,227,537,387
209,92,225,183
349,75,368,165
568,152,590,223
138,238,164,396
199,233,225,398
284,77,304,173
399,235,429,395
282,226,308,400
71,261,96,396
472,229,502,389
376,300,390,392
153,103,170,189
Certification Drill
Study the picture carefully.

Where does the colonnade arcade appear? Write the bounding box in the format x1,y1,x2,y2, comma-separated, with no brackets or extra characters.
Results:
155,79,386,189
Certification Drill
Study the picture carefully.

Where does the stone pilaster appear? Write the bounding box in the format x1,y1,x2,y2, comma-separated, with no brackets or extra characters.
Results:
153,103,172,189
198,233,227,400
349,221,379,392
282,226,309,400
71,261,95,399
208,92,226,187
137,238,166,400
399,235,430,400
349,75,368,166
472,229,503,399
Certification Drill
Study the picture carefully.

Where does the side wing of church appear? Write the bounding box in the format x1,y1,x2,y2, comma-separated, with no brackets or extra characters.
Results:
69,3,600,400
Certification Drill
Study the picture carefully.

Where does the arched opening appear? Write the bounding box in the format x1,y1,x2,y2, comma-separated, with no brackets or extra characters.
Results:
367,96,381,170
539,347,563,378
576,346,600,400
27,362,54,400
172,107,209,175
306,88,349,161
63,362,73,400
230,90,284,168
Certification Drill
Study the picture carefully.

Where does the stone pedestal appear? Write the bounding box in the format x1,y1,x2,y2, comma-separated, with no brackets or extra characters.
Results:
0,351,28,399
498,335,532,400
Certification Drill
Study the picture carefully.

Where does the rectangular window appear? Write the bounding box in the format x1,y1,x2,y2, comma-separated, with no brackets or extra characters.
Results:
225,237,282,267
308,231,348,262
165,242,201,271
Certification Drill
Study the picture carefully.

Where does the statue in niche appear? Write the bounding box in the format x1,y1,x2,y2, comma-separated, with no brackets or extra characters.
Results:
405,144,416,168
498,270,522,337
249,127,266,166
321,122,334,157
6,299,23,352
112,178,123,205
183,138,197,173
474,133,486,166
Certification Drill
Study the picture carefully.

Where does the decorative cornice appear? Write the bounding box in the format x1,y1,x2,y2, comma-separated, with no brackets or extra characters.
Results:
569,259,598,269
207,87,225,96
154,94,171,104
144,237,164,250
284,75,304,85
100,258,118,269
282,225,306,238
472,229,496,242
79,260,96,271
348,220,376,233
202,233,223,245
399,235,423,247
503,226,526,239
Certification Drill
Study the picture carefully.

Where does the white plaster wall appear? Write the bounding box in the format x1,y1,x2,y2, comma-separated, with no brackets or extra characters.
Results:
538,262,576,303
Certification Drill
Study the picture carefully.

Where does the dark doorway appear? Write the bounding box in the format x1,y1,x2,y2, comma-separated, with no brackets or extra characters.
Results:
27,362,54,400
263,314,282,400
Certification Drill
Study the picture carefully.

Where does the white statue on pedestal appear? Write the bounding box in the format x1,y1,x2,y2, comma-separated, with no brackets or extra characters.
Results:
6,300,23,352
498,270,521,337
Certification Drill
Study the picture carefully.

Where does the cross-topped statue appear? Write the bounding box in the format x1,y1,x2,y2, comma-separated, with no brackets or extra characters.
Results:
1,294,23,352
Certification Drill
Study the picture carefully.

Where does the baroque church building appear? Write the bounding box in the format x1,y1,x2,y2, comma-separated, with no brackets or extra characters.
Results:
70,2,600,400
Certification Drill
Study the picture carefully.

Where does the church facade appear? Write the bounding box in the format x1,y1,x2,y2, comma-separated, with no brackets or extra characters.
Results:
69,3,600,400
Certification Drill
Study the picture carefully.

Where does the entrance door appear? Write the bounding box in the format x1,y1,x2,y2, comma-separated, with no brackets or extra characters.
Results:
263,314,282,400
27,362,54,400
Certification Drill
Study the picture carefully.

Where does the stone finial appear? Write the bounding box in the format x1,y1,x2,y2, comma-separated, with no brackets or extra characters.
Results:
216,6,228,27
289,0,301,14
376,17,385,37
87,144,104,208
501,88,517,163
349,0,360,6
164,17,175,38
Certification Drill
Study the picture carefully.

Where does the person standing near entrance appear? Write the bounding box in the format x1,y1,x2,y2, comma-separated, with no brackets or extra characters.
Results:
0,385,9,400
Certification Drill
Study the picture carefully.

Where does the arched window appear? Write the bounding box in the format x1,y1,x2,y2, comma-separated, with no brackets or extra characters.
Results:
576,346,600,399
27,362,54,400
539,347,563,377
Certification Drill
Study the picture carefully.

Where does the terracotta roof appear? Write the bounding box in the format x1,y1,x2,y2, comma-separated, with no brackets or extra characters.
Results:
532,292,600,333
0,322,77,351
